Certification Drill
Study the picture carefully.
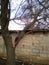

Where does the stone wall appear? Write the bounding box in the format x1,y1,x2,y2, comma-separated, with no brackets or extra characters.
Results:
0,33,49,64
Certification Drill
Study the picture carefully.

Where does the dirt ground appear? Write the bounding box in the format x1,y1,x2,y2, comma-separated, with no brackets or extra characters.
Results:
0,58,48,65
0,58,31,65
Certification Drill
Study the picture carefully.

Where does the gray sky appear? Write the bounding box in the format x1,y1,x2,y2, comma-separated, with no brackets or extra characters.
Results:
8,0,25,30
8,0,49,30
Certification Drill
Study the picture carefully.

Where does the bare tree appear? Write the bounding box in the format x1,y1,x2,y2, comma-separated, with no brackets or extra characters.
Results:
0,0,49,65
15,0,49,46
1,0,16,65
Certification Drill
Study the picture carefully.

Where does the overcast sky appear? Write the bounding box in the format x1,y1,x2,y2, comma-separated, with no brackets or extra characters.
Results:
8,0,49,30
8,0,25,30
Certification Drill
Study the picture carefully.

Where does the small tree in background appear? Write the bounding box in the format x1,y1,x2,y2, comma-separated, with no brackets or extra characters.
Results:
15,0,49,46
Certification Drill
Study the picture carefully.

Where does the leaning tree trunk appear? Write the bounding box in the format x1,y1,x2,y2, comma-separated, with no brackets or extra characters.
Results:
1,0,16,65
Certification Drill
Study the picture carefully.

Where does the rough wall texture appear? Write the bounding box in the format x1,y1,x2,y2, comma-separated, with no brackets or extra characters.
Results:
0,33,49,63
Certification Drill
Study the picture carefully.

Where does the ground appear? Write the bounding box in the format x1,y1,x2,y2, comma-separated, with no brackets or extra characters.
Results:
0,58,31,65
0,58,48,65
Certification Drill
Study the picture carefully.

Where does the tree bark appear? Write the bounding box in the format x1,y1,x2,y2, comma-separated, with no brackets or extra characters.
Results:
1,0,16,65
2,32,16,65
